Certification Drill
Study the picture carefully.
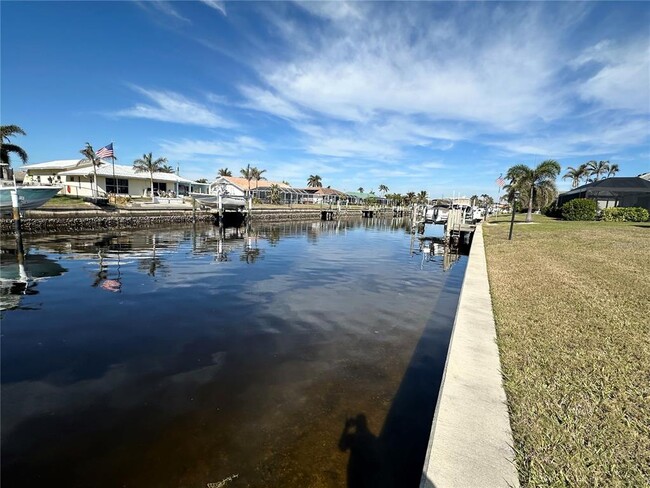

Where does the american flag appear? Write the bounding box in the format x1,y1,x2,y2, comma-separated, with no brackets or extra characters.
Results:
96,143,114,159
496,174,505,188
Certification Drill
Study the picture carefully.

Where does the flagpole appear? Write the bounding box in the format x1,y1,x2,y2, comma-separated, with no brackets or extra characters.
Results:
111,141,116,203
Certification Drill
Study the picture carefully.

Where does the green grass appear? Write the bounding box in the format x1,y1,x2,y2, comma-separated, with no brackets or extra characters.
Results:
41,195,91,207
483,215,650,486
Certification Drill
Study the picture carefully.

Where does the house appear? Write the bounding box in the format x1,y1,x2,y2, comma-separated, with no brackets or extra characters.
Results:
210,176,311,204
557,177,650,210
22,159,208,198
300,187,349,204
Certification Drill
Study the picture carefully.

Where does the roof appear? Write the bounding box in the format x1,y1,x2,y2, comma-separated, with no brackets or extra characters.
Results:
22,159,86,170
639,172,650,181
346,191,379,198
562,177,650,197
218,176,291,190
314,187,348,196
59,163,203,184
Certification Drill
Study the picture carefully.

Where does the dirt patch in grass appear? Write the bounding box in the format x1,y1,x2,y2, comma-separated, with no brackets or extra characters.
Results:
484,215,650,486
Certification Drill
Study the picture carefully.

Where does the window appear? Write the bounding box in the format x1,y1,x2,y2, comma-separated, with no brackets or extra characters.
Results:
153,182,167,192
106,178,129,194
67,176,76,182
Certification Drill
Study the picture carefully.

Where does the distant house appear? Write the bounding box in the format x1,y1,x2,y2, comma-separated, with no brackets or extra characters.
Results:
22,159,208,198
557,177,650,211
301,187,349,204
345,191,388,205
210,176,310,204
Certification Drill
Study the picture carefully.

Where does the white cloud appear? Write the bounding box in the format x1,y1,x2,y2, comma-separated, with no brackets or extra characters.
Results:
238,85,306,120
116,86,235,129
199,0,227,16
138,1,191,23
575,38,650,113
158,136,265,160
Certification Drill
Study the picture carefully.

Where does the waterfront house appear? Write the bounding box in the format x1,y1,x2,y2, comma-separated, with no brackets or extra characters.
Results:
557,176,650,210
22,160,208,198
210,176,311,204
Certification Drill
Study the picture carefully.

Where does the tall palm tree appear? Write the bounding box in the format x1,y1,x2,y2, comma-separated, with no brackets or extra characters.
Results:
586,160,610,182
607,163,620,178
563,164,588,188
357,187,364,194
307,175,322,187
218,167,232,177
379,184,389,196
240,164,254,201
506,160,561,222
417,190,428,204
251,166,267,198
1,124,28,169
133,152,168,202
405,191,415,204
79,143,104,198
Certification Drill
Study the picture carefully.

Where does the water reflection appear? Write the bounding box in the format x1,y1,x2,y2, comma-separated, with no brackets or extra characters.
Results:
0,250,67,311
1,218,465,488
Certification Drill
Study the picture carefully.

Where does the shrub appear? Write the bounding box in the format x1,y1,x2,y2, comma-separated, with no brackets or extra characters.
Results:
601,207,650,222
561,198,597,221
543,202,562,218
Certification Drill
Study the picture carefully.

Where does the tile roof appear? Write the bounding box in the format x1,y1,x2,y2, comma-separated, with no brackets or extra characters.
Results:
220,176,291,190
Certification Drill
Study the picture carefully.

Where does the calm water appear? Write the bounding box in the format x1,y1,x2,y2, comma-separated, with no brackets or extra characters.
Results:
1,219,466,488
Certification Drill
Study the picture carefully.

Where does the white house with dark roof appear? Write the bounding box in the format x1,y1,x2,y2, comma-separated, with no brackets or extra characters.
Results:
22,160,208,198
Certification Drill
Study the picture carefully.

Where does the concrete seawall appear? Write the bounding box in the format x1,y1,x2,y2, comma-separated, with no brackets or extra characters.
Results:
420,224,519,487
0,207,397,234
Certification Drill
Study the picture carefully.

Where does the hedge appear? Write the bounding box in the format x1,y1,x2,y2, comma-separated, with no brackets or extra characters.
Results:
561,198,597,221
601,207,650,222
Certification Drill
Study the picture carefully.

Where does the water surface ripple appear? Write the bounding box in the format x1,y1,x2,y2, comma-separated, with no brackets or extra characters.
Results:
1,219,466,488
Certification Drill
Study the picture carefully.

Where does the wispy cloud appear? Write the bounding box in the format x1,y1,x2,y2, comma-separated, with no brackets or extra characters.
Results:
199,0,227,17
115,86,235,129
158,136,264,160
136,1,191,23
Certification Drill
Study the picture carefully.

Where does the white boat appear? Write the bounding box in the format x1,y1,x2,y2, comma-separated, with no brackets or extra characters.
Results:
0,185,62,214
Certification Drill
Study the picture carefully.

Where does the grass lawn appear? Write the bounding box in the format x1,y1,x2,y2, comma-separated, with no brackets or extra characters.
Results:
483,215,650,486
41,195,92,207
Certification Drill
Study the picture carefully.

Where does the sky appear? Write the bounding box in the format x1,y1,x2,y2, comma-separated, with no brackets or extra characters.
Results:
2,1,649,197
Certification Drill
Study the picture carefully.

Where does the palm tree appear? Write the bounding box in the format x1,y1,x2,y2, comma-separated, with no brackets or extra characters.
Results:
563,164,588,188
417,190,428,204
133,152,168,202
586,160,610,182
160,164,175,174
1,124,28,169
357,187,364,194
240,164,254,202
251,166,267,199
307,175,322,187
79,143,104,198
218,167,232,177
405,191,415,204
607,163,620,178
505,160,561,222
379,184,389,196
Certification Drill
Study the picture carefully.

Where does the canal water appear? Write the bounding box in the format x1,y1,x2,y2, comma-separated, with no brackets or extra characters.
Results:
1,218,467,488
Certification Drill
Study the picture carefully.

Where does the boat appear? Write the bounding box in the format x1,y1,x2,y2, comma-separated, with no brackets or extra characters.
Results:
0,185,62,214
426,200,451,224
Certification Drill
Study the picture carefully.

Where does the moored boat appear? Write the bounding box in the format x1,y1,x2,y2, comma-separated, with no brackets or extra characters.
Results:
0,185,62,214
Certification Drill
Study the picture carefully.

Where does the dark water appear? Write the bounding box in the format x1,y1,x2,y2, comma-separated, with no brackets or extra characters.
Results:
1,219,466,488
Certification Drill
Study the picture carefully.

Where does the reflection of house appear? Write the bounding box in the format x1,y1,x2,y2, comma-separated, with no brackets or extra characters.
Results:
22,160,208,198
557,177,650,210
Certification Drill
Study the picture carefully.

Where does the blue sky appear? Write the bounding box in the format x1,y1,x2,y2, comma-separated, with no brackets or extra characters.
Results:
2,1,649,197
